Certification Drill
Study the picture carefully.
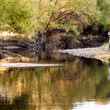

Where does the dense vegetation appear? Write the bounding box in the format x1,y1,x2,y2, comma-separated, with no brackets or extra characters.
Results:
0,0,110,35
0,0,33,33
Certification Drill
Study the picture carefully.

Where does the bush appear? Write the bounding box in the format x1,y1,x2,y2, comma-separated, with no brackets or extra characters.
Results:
97,0,110,30
0,0,33,33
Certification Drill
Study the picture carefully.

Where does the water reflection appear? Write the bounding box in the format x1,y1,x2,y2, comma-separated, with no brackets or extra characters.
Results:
0,59,109,110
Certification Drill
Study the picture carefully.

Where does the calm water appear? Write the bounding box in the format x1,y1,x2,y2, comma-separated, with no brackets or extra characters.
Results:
0,59,110,110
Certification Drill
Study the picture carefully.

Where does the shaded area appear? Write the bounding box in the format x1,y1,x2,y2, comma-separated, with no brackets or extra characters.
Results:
0,94,29,110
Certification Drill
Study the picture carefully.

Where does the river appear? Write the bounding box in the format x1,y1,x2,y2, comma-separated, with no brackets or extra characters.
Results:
0,58,110,110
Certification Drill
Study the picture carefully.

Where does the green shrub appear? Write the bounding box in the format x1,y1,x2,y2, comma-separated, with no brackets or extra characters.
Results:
0,0,33,33
97,0,110,30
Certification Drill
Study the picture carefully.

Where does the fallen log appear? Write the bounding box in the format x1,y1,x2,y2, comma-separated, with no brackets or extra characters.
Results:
0,63,62,68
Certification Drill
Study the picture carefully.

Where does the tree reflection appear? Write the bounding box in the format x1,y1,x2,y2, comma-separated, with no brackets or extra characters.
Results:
0,60,109,110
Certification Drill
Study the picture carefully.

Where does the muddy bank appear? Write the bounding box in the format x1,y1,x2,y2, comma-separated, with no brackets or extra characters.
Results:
0,39,33,62
0,27,108,62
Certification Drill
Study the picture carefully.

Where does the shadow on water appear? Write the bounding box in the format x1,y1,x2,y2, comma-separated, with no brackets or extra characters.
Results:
0,94,29,110
0,58,109,110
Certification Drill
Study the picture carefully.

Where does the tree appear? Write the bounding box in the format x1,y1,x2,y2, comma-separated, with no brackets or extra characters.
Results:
33,0,100,35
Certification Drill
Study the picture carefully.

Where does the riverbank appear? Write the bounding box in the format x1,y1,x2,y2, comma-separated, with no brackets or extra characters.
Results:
0,27,109,63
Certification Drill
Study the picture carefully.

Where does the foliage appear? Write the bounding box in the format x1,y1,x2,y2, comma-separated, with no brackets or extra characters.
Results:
0,0,33,33
33,0,100,35
0,0,110,35
97,0,110,30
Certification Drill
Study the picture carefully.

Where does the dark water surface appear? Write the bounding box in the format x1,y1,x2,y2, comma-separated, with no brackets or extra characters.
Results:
0,59,110,110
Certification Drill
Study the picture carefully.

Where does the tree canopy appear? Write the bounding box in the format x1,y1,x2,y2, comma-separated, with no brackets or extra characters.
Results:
0,0,110,34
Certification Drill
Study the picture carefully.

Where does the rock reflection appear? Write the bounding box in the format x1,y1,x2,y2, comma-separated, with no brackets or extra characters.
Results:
0,59,109,110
